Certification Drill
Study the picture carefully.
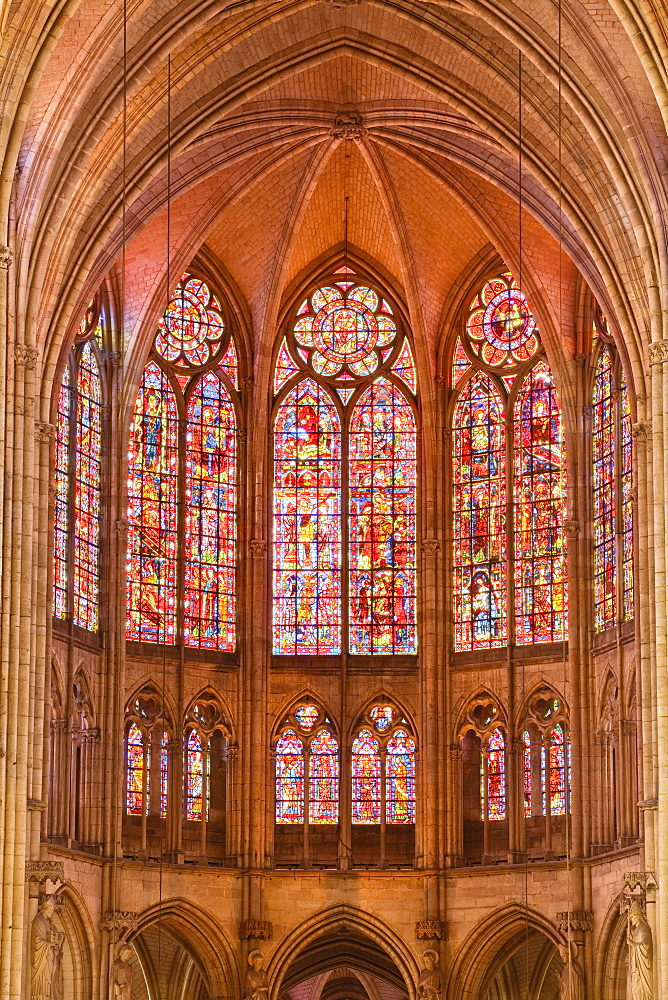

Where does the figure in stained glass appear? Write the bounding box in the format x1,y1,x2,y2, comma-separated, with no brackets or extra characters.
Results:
127,363,178,643
593,347,616,631
349,379,417,654
453,376,506,650
386,729,416,823
486,728,506,820
309,729,339,823
126,723,146,815
522,730,532,817
352,730,381,823
185,729,208,821
273,380,341,654
73,342,102,631
514,363,567,643
620,371,634,620
54,365,71,620
184,372,236,649
275,729,305,823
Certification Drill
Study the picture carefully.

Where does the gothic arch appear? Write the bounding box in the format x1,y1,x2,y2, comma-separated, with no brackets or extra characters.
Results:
348,694,418,746
595,897,628,1000
446,903,564,1000
51,885,97,1000
184,687,235,742
267,904,419,1000
454,689,507,742
514,682,569,734
271,691,341,742
125,681,176,734
72,666,96,730
130,898,238,1000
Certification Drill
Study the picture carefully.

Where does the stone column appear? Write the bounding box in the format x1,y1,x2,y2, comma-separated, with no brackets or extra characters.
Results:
447,745,463,864
420,537,441,870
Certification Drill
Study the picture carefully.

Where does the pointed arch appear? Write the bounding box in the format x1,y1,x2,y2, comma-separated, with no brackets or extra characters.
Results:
513,361,567,644
452,373,507,650
184,370,237,650
273,378,342,655
349,378,417,655
126,361,179,643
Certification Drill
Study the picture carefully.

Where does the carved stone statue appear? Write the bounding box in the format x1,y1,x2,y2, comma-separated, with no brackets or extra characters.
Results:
245,950,269,1000
558,942,584,1000
30,896,64,1000
417,949,443,1000
627,899,653,1000
113,943,133,1000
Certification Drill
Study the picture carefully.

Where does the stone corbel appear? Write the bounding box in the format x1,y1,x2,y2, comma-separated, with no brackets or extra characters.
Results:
250,539,267,558
34,421,56,444
648,340,668,366
320,0,363,6
239,919,273,940
555,910,593,933
0,246,14,269
632,421,651,441
421,538,441,557
623,871,658,893
329,112,368,140
415,919,447,940
14,345,39,370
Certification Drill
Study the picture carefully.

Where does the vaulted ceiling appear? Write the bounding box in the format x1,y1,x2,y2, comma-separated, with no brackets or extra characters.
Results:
3,0,668,411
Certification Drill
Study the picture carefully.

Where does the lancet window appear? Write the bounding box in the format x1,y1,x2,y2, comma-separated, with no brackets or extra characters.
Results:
522,693,570,819
53,301,105,631
451,272,568,651
124,688,170,820
126,273,239,649
272,265,418,656
275,702,339,824
352,703,416,825
592,314,634,631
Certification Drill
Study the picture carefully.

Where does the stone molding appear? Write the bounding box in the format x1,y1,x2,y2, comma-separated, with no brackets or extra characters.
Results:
250,539,267,558
243,376,255,390
101,910,139,937
648,340,668,365
14,345,39,369
595,730,613,747
25,861,65,884
638,799,658,812
115,519,128,540
330,112,368,140
622,719,637,735
109,351,123,368
555,910,593,932
415,919,447,940
320,0,364,9
0,246,14,269
421,538,441,557
449,745,463,761
563,519,580,538
27,799,47,812
632,421,651,441
239,919,273,940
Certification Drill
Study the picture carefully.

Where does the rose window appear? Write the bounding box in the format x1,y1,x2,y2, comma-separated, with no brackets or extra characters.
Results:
155,274,225,367
466,273,538,367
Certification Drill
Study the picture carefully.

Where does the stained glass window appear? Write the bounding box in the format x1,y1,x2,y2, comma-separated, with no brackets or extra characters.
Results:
160,731,169,818
453,273,567,650
272,268,418,656
522,730,532,817
295,704,320,732
486,728,506,820
352,729,381,823
184,373,236,649
185,729,208,821
593,347,616,631
73,342,102,631
453,375,506,650
514,363,567,644
386,729,416,823
126,723,146,815
349,380,417,654
276,729,305,824
126,273,239,647
309,729,339,823
54,364,71,619
127,363,178,643
544,723,567,815
621,371,634,620
273,380,341,654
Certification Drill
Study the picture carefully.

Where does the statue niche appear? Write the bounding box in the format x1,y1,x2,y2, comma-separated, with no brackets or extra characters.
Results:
627,899,653,1000
30,895,64,1000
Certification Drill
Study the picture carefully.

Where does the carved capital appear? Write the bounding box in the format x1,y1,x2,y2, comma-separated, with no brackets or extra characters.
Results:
109,352,123,368
115,519,128,540
51,719,68,734
649,340,668,366
14,345,39,370
101,910,139,937
237,428,248,443
563,519,580,538
573,352,587,367
421,538,441,557
556,910,593,933
415,919,447,940
34,421,56,444
250,538,267,558
596,730,613,747
25,861,64,884
632,421,652,441
226,744,239,761
638,799,658,813
0,246,14,269
243,376,255,391
78,727,101,745
329,112,368,140
27,799,47,812
622,719,637,736
449,745,463,762
239,919,273,940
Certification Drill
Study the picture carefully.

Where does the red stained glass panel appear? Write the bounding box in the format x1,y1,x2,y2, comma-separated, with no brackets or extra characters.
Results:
73,342,102,631
126,723,146,815
126,362,178,643
593,347,616,631
486,727,506,820
309,728,339,823
54,365,71,619
273,380,341,654
184,372,236,650
349,379,417,654
352,729,381,824
185,729,208,821
514,363,567,643
386,728,415,824
276,729,305,824
620,370,634,621
453,375,507,650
